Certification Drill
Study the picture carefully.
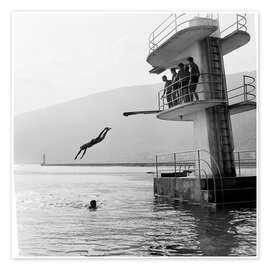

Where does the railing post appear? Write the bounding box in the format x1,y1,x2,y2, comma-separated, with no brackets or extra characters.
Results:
197,150,201,179
155,155,158,178
236,14,239,30
174,153,177,175
174,14,177,33
237,152,241,176
162,93,164,110
243,75,247,101
158,92,160,110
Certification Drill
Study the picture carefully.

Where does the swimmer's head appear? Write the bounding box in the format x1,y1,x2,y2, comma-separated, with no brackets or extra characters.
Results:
90,200,97,208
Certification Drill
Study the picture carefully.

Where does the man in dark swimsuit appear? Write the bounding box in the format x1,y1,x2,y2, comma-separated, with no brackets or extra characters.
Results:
88,200,97,210
74,127,111,160
162,75,173,108
187,56,200,101
176,63,190,103
170,68,179,106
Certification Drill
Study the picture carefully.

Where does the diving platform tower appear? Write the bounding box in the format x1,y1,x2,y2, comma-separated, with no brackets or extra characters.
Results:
124,13,256,207
147,14,254,179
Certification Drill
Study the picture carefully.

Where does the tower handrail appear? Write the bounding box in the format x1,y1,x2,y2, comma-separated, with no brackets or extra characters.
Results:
234,150,256,176
148,13,218,54
227,74,256,104
158,72,226,111
197,149,224,205
220,14,247,37
155,150,219,203
199,158,217,203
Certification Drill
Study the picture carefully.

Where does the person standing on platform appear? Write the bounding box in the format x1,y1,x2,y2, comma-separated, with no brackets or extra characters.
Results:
187,57,200,101
162,75,173,108
185,64,191,102
170,68,179,106
176,63,190,103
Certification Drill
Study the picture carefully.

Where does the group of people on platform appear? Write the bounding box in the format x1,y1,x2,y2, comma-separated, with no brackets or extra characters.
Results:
161,57,200,108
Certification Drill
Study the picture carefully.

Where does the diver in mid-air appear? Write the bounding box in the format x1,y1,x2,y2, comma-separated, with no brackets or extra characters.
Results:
74,127,111,160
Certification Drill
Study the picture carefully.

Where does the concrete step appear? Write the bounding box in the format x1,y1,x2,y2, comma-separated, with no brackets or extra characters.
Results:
201,176,256,190
206,187,256,204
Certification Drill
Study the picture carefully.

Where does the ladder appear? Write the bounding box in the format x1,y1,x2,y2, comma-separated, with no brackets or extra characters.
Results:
206,37,236,177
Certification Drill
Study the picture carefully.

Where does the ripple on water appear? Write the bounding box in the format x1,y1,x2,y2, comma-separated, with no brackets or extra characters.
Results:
15,168,256,257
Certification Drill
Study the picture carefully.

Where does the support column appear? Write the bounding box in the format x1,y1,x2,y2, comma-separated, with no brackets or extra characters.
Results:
191,37,236,177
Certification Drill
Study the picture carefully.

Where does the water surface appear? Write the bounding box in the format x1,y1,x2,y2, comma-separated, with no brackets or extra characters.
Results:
14,165,256,257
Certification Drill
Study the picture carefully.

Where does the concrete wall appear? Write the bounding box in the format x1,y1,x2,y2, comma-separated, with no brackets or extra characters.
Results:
154,177,202,203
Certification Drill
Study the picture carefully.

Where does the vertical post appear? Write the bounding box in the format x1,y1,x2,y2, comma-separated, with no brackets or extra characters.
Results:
236,14,239,31
155,155,158,178
243,75,247,101
163,91,165,110
158,92,160,110
174,153,177,175
197,150,201,179
174,14,177,33
152,32,155,50
237,152,241,176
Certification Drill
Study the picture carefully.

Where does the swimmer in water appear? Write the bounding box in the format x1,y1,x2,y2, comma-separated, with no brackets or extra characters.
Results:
74,127,111,160
88,200,97,210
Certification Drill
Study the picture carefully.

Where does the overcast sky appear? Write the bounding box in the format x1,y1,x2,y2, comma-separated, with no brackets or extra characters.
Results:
13,12,257,115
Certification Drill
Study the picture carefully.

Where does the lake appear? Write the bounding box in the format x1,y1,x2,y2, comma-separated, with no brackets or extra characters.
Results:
14,164,256,257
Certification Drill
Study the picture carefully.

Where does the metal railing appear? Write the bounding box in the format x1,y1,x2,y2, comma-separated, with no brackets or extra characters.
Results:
148,13,218,54
155,149,220,203
228,75,256,105
158,73,225,111
234,150,256,176
155,149,256,203
148,13,247,54
158,74,256,111
220,14,247,37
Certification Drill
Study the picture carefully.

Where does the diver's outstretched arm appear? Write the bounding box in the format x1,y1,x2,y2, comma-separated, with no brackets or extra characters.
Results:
74,149,83,160
80,148,87,159
96,127,110,140
96,128,108,139
96,128,111,143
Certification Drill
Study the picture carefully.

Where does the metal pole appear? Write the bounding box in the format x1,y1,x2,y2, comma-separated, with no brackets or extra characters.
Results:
174,14,177,33
155,155,158,178
158,92,160,110
243,75,247,101
237,152,241,176
163,91,165,110
197,150,201,179
174,153,177,175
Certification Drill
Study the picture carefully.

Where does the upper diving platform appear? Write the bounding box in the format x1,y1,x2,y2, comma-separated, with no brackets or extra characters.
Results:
122,74,256,118
157,74,256,121
220,14,250,56
147,14,250,74
147,14,219,73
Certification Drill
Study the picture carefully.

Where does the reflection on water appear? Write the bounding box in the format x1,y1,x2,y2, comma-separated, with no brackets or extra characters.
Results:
14,165,256,257
151,198,256,256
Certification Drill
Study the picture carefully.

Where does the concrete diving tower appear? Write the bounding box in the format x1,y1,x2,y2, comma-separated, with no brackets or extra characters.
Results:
146,13,256,207
147,13,255,180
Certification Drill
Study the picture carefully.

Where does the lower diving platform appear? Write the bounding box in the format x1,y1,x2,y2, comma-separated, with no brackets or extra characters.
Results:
154,149,256,208
229,101,256,115
154,176,256,208
157,99,225,121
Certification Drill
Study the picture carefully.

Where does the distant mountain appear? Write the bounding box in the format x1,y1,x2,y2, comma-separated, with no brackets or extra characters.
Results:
14,71,256,164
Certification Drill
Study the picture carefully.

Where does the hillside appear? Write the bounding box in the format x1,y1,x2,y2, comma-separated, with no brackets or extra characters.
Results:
14,71,256,164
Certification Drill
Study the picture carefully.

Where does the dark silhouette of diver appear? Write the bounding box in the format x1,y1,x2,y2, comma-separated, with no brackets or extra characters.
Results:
74,127,111,160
